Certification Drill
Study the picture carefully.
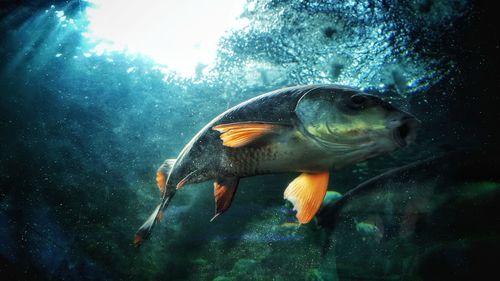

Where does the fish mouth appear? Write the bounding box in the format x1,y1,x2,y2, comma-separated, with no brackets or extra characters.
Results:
392,117,420,147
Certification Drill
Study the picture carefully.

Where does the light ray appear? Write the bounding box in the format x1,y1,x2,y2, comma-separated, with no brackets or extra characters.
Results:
84,0,247,77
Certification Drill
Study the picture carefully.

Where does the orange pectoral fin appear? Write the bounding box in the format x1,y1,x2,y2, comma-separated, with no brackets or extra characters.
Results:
212,122,282,148
283,171,329,224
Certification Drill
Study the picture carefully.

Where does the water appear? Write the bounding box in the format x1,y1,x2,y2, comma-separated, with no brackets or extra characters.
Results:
0,1,498,280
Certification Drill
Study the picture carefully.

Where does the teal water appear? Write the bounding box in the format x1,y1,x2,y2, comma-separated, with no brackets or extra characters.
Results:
0,1,498,280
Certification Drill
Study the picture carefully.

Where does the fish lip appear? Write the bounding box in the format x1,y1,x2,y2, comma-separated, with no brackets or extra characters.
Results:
392,117,420,148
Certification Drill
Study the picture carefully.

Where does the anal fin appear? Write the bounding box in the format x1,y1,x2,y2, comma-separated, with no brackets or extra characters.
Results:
284,171,329,224
210,177,240,221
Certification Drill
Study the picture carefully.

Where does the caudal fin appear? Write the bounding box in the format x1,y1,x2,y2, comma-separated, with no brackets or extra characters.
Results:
134,191,176,247
134,203,162,248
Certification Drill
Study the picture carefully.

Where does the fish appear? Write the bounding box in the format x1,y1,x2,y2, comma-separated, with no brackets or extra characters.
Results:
322,191,343,206
134,84,420,247
355,220,384,242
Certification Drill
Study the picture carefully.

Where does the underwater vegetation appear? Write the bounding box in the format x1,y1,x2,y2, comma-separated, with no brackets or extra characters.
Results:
0,0,498,280
316,150,500,280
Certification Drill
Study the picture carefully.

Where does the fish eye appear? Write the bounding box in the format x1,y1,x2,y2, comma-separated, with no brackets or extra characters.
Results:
348,94,368,110
351,94,367,105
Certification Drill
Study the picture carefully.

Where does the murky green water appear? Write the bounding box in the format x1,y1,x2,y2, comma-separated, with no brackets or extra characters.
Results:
1,1,498,280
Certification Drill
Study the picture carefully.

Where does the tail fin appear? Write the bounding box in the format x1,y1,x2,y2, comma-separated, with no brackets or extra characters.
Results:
134,204,161,247
134,193,175,248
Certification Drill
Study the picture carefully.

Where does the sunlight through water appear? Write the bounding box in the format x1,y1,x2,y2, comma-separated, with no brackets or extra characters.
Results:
84,0,248,77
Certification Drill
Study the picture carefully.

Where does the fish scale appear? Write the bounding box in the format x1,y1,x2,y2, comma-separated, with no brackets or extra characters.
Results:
227,145,278,175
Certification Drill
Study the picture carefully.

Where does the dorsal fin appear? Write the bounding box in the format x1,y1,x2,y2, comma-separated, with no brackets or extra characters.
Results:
158,159,176,174
210,177,240,221
156,159,176,195
213,122,286,148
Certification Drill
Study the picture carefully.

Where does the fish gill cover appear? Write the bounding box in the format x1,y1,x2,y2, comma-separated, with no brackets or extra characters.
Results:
0,0,498,280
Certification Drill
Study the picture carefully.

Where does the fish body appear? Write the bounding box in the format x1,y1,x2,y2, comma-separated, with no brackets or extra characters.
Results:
135,85,419,247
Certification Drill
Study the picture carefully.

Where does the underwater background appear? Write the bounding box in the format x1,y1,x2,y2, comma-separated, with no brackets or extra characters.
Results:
0,0,498,280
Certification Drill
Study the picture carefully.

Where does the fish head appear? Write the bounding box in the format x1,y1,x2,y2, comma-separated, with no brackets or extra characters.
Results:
295,87,420,159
